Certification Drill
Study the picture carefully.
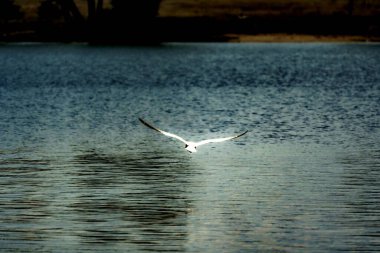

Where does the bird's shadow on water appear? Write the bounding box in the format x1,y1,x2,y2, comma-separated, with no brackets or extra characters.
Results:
68,148,197,250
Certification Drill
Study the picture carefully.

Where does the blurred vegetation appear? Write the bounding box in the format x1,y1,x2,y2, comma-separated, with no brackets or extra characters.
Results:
160,0,380,17
0,0,24,22
1,0,380,42
105,0,162,43
111,0,161,19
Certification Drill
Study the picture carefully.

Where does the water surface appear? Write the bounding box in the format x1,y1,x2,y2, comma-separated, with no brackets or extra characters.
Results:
0,43,379,252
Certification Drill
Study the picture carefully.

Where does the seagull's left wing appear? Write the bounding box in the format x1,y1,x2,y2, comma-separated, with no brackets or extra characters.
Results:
195,130,248,147
139,118,188,144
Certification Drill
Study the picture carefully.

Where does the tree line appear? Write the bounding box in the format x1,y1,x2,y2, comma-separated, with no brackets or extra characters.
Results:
1,0,162,24
0,0,162,42
1,0,379,42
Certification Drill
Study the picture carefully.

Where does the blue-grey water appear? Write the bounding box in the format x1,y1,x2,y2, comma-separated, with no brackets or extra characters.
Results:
0,43,379,252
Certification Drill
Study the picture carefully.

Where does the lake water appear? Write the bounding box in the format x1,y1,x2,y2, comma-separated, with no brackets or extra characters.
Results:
0,43,379,252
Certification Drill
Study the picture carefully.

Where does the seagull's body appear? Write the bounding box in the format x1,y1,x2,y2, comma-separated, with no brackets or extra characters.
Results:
139,118,247,153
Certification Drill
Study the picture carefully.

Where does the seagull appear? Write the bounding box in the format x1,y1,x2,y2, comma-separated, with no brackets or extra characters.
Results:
139,118,248,153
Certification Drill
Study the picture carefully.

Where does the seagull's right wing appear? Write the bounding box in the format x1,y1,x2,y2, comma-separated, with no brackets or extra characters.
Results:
195,130,248,147
139,118,188,144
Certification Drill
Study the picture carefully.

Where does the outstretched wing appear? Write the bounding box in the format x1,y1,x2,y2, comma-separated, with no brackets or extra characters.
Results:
195,131,248,147
139,118,188,144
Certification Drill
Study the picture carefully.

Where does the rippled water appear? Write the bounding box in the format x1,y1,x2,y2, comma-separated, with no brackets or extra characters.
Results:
0,43,379,252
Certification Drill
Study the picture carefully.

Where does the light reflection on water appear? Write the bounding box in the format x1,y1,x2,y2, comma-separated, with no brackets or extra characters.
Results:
0,43,379,252
0,148,196,252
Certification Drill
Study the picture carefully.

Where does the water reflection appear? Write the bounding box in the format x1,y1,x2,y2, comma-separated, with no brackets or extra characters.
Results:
69,149,195,251
0,147,197,252
0,149,52,249
338,149,380,251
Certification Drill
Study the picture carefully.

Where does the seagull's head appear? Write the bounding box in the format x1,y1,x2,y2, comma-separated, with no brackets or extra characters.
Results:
185,143,197,153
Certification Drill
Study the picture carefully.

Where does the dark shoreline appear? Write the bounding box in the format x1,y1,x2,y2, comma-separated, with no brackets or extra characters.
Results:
1,16,380,44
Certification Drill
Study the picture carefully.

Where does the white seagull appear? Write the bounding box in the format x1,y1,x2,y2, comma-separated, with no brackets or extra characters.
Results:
139,118,248,153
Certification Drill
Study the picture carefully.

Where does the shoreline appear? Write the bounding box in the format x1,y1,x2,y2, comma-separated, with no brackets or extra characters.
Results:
225,34,380,43
2,35,379,44
2,15,380,44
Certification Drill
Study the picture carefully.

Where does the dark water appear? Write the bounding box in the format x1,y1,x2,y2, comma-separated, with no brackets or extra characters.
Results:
0,43,379,252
